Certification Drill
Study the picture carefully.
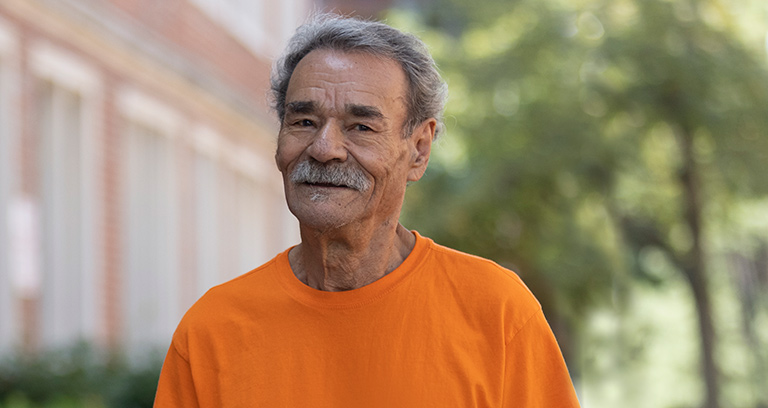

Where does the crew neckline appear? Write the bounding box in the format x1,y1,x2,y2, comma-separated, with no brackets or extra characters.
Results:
273,231,432,309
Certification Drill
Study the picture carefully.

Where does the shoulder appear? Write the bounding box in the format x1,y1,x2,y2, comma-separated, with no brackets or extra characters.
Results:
197,254,282,309
416,234,542,324
172,251,288,347
424,238,536,299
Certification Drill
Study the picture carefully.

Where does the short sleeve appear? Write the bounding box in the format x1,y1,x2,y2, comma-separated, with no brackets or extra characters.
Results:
154,341,200,408
502,311,581,407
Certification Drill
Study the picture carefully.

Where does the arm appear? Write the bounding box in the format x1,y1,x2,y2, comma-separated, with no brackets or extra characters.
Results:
502,311,581,407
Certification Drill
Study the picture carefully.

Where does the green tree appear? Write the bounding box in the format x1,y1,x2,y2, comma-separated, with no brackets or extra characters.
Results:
596,2,768,406
394,0,768,406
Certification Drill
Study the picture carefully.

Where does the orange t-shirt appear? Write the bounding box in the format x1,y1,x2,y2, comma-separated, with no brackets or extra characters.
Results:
154,232,580,407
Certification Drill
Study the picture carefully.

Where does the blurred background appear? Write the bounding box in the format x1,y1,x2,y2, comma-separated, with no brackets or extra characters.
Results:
0,0,766,407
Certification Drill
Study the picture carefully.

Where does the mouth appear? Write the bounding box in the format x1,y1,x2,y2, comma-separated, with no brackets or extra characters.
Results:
303,181,352,189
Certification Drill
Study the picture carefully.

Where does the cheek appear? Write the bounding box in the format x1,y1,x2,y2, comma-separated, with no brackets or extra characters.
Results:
360,152,410,187
275,148,290,172
275,137,305,172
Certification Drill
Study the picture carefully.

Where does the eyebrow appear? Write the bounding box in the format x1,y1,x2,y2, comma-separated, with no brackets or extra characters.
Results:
285,101,384,120
346,104,384,120
285,101,316,114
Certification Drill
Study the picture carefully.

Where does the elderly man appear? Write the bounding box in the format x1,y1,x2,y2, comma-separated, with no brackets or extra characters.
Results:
154,14,580,407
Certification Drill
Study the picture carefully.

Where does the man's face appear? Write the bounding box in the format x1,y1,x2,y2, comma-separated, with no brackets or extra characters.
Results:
275,49,433,232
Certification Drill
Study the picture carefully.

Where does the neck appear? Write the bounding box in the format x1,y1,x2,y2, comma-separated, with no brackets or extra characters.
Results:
289,222,416,291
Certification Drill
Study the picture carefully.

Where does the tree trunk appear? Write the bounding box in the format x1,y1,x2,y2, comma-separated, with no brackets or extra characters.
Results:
677,126,720,408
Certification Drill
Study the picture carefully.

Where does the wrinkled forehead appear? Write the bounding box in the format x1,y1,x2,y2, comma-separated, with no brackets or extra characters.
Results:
285,49,409,115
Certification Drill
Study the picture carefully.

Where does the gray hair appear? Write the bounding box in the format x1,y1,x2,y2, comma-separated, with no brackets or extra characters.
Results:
270,14,448,139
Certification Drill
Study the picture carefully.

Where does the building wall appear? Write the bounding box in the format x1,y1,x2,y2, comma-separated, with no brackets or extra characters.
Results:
0,0,304,354
314,0,396,19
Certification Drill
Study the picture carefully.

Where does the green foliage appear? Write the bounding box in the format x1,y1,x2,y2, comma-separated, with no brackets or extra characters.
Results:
396,0,768,318
0,343,163,408
391,0,768,406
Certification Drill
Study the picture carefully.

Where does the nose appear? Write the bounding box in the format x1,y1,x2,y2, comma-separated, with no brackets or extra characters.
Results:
306,120,347,163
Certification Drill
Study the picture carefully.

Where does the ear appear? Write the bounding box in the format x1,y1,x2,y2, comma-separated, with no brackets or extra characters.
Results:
407,118,436,182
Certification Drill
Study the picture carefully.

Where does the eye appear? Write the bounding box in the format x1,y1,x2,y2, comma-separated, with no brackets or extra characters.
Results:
354,124,373,132
297,119,314,127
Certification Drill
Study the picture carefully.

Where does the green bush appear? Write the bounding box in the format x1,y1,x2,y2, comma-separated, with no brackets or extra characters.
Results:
0,343,163,408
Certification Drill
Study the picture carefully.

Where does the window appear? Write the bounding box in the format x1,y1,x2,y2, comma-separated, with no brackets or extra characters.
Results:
37,81,86,345
234,171,270,274
29,43,102,349
228,148,274,274
217,163,240,281
119,90,181,353
192,128,273,295
0,18,18,352
194,152,220,295
189,0,269,55
278,0,310,54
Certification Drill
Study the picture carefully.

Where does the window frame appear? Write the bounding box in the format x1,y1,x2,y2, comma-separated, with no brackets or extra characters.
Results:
117,87,182,353
0,16,20,352
28,41,104,347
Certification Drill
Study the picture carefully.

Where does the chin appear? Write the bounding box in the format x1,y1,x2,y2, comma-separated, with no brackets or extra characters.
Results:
288,203,357,232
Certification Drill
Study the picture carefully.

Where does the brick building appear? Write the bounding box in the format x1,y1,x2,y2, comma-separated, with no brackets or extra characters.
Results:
0,0,321,355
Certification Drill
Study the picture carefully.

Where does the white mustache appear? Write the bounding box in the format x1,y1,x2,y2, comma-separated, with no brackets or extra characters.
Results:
290,160,371,192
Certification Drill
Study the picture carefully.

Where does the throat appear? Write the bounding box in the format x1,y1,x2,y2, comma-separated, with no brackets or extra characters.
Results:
288,224,416,291
294,249,387,292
